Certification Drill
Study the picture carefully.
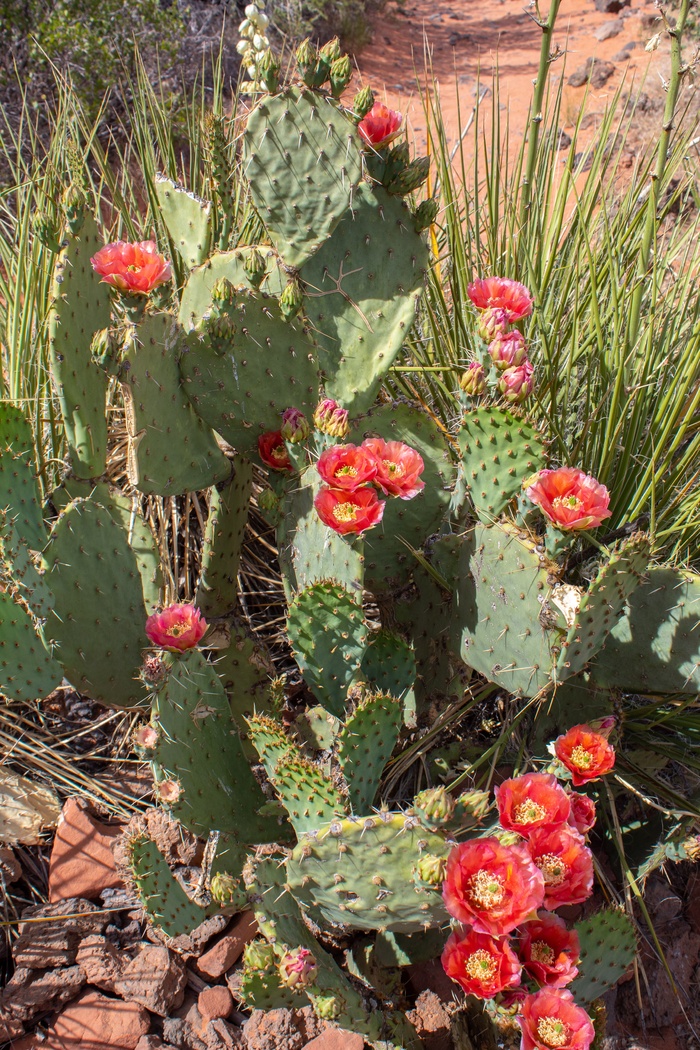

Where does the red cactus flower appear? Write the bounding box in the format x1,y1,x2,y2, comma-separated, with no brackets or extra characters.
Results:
525,468,611,532
316,443,377,490
519,912,580,989
358,102,403,149
568,792,597,835
555,724,616,786
314,486,385,535
145,603,207,652
361,438,425,499
489,330,528,371
519,989,595,1050
527,825,594,910
467,276,533,321
495,773,571,838
442,837,545,936
498,359,534,404
441,928,522,999
91,240,172,295
258,431,293,471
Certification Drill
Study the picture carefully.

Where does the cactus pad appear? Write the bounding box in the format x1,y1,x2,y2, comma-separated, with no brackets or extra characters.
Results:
360,629,417,704
155,175,212,269
0,591,62,701
570,909,636,1003
195,461,253,618
178,247,285,329
272,752,348,836
128,834,216,937
243,87,363,268
0,404,47,552
337,693,402,813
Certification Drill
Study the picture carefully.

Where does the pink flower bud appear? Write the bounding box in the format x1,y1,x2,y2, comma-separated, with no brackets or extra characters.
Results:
313,398,349,438
280,407,310,444
477,306,510,343
459,362,487,397
489,330,528,371
498,360,534,404
278,947,317,989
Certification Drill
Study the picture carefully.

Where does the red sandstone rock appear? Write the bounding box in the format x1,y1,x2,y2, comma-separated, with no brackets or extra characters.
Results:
303,1031,364,1050
198,986,233,1022
48,798,123,903
1,964,84,1025
197,913,257,979
407,989,453,1050
9,1036,35,1050
204,1018,245,1049
76,935,124,992
42,990,149,1049
13,898,107,969
242,1008,304,1050
114,943,187,1016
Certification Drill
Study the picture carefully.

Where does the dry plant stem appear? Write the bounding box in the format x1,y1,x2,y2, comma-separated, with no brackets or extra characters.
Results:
627,0,691,352
519,0,563,233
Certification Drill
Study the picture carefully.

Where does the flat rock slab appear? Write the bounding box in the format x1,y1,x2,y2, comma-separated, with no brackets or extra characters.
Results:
303,1031,364,1050
41,990,150,1049
48,798,124,903
13,898,107,969
114,944,187,1016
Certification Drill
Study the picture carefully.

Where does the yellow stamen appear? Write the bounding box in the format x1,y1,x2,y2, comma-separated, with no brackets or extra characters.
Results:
332,502,358,523
552,494,582,512
384,459,405,477
530,940,556,966
271,446,288,462
513,800,547,825
468,869,505,909
335,465,358,477
166,623,188,637
570,745,593,769
464,949,498,981
536,854,569,887
536,1016,571,1048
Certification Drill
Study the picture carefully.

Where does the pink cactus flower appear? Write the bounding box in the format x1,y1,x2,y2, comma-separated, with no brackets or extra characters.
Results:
258,431,293,472
478,306,511,343
567,792,597,834
489,330,528,371
525,468,611,531
442,927,522,999
145,603,207,652
518,988,595,1050
314,486,385,535
316,443,378,490
91,240,172,295
519,912,581,989
498,360,534,403
358,102,403,149
468,276,533,321
495,772,571,838
361,438,425,499
526,825,594,911
278,948,318,989
460,362,487,397
555,724,616,784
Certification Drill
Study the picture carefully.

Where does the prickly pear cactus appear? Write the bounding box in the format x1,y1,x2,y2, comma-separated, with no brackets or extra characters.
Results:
570,910,637,1003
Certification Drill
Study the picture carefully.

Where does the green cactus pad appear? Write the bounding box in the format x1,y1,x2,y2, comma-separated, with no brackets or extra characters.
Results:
178,247,285,329
360,629,416,704
151,649,282,847
155,175,212,269
0,404,47,552
121,312,230,496
42,497,150,708
301,182,428,415
452,523,561,697
589,567,700,693
0,590,62,701
272,752,348,836
288,812,451,933
212,622,276,742
295,705,340,750
337,693,402,813
555,533,650,683
348,403,454,595
454,407,546,523
238,967,306,1012
180,288,320,457
287,580,367,717
128,835,217,937
243,87,363,268
570,909,636,1003
0,516,54,620
195,461,253,618
374,929,449,968
47,213,111,478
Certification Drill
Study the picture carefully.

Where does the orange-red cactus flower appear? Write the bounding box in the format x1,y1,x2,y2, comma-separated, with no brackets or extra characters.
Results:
358,102,403,149
258,431,293,472
554,724,616,786
362,438,425,499
441,928,522,999
316,443,378,490
314,486,385,535
526,825,594,910
567,792,597,835
525,468,611,532
442,837,545,936
519,912,580,989
146,604,207,652
90,240,172,295
519,988,595,1050
495,773,571,838
467,276,533,322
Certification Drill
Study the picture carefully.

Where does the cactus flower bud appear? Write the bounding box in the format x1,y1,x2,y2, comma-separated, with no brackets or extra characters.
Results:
330,54,352,98
454,788,491,823
297,38,327,87
312,994,343,1020
319,37,342,63
459,362,487,397
133,723,159,750
313,398,349,438
414,786,456,827
387,155,430,195
477,306,510,343
211,277,237,305
140,653,169,686
63,184,86,233
498,360,534,403
244,247,267,289
258,48,280,93
353,85,375,120
489,330,528,371
90,327,122,374
280,407,310,444
279,277,304,321
156,779,182,804
210,872,240,904
414,197,439,232
415,853,448,887
258,488,282,518
384,141,410,184
278,947,318,989
243,940,276,971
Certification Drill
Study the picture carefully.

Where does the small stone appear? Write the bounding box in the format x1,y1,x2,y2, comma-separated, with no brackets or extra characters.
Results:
114,944,187,1016
557,130,572,149
568,59,594,88
162,1017,208,1050
198,986,234,1022
76,935,124,992
589,60,616,89
13,898,107,968
612,48,633,61
134,1039,165,1050
594,0,630,12
48,798,124,903
0,846,22,883
407,990,452,1050
198,913,257,979
42,990,149,1049
1,964,84,1025
242,1009,304,1050
204,1018,245,1050
594,17,624,39
303,1031,364,1050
